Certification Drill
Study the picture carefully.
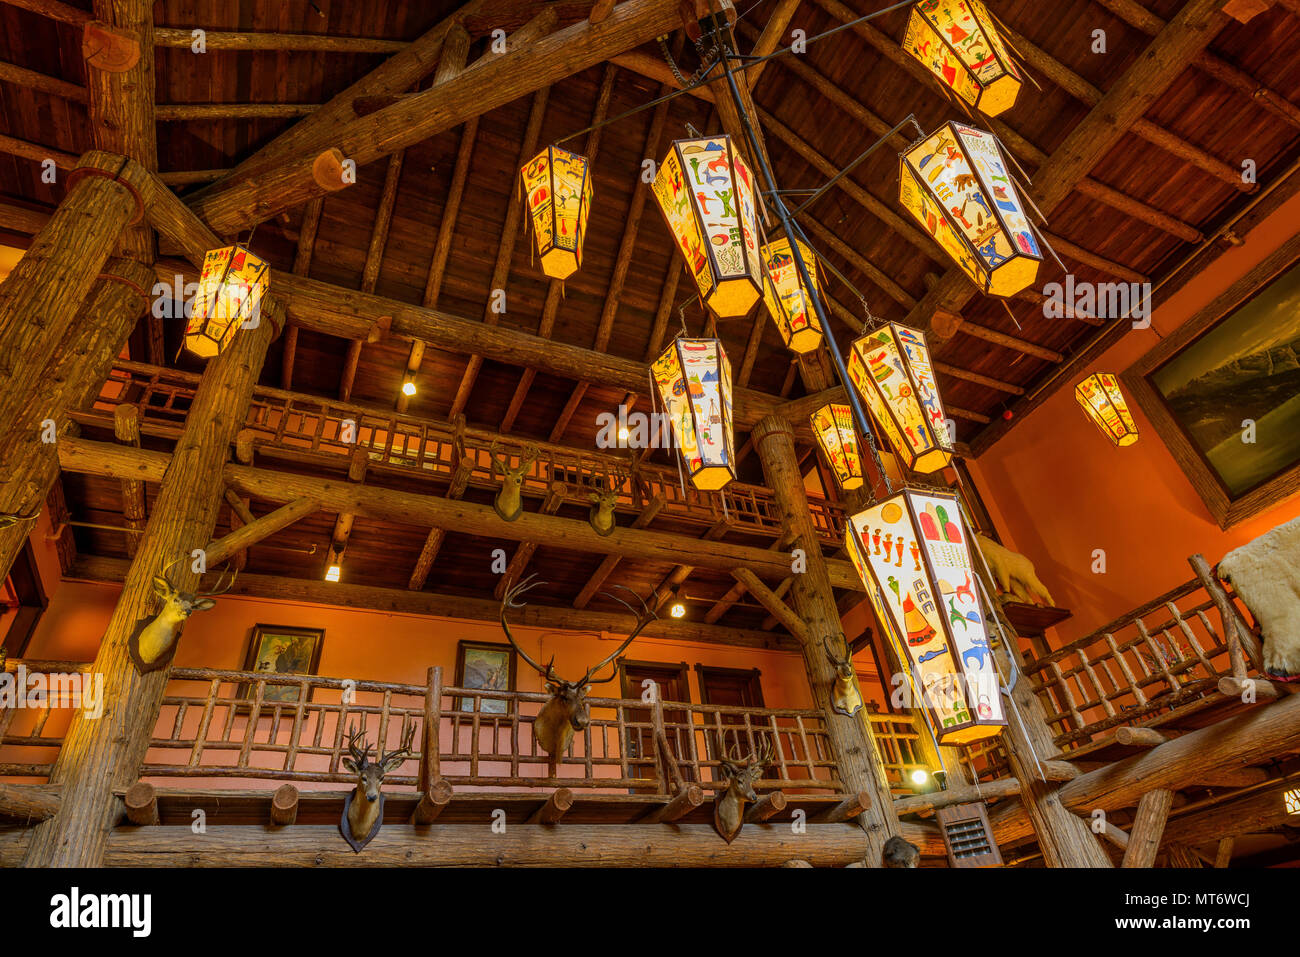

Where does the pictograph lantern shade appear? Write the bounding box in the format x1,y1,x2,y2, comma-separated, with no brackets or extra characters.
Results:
652,135,763,318
184,245,270,359
848,324,954,474
1286,788,1300,816
904,0,1023,117
900,121,1043,298
762,237,825,354
845,489,1005,745
651,338,735,491
811,403,864,491
1076,373,1139,447
521,145,593,280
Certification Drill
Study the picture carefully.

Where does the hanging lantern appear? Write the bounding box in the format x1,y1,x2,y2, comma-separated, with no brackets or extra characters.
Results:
520,145,593,280
761,237,825,353
651,338,735,491
1285,788,1300,816
900,121,1043,298
810,403,864,492
184,245,270,359
904,0,1024,117
1075,373,1139,447
652,135,763,318
844,489,1005,745
847,324,953,474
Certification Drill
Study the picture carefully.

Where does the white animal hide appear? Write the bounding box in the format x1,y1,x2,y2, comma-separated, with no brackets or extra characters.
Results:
1219,515,1300,681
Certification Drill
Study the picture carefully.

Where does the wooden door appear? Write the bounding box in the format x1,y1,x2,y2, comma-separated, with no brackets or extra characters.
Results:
619,660,693,790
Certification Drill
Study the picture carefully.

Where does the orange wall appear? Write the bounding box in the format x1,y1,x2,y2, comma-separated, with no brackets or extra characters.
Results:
970,192,1300,644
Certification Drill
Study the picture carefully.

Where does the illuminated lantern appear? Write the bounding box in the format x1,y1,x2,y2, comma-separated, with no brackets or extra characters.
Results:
810,403,864,491
900,121,1043,297
904,0,1024,117
652,135,763,318
847,324,953,474
1076,373,1139,447
761,237,824,353
1286,788,1300,816
520,145,593,279
844,489,1006,745
651,338,734,491
184,245,270,359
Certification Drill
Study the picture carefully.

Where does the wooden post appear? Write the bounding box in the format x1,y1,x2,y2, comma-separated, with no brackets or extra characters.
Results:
21,296,284,867
122,781,158,826
0,258,153,580
750,416,899,862
1122,788,1174,868
270,784,299,826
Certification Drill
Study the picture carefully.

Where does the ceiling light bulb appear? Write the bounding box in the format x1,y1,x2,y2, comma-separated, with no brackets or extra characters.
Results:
669,600,686,619
910,768,930,787
401,379,417,396
325,564,341,583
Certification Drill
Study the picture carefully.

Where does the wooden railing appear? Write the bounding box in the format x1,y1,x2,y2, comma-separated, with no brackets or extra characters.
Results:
1016,556,1261,752
77,361,846,545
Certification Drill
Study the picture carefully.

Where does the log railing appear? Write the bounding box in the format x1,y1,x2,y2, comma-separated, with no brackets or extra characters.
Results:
77,361,845,545
0,662,927,795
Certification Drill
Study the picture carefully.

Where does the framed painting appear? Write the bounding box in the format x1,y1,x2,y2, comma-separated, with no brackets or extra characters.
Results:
454,640,516,714
239,625,324,703
1125,232,1300,529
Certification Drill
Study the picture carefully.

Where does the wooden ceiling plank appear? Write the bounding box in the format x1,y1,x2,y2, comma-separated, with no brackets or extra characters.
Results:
450,87,551,419
74,556,793,650
151,29,409,54
190,0,683,235
0,0,93,27
572,494,666,609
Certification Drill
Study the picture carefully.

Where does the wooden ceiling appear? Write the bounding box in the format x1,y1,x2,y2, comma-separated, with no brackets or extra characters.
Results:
2,0,1299,639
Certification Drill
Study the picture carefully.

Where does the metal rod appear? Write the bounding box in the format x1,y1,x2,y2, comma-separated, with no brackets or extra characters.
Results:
788,114,917,221
718,47,893,497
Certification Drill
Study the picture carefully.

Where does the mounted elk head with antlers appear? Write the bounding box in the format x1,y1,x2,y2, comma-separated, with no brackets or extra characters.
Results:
713,736,775,844
340,718,415,852
488,440,539,522
499,574,656,777
823,634,865,717
129,557,237,674
587,474,623,537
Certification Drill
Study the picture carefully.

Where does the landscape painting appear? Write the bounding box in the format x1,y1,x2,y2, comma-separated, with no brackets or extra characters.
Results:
1149,258,1300,498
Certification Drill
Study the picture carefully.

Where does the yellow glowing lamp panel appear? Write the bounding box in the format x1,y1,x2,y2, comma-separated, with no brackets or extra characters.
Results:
845,490,1005,746
1286,788,1300,816
521,146,593,280
848,325,953,474
652,338,735,491
761,237,825,354
1076,373,1139,447
901,123,1043,298
904,0,1022,117
811,403,864,491
185,245,270,359
653,136,763,318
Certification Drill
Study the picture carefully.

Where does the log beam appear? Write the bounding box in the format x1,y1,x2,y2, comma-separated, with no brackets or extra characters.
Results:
730,567,809,643
573,494,665,608
22,296,284,867
188,0,684,233
1121,788,1174,868
893,778,1021,816
270,784,299,826
408,454,475,591
71,555,796,650
0,783,60,823
203,497,320,568
113,403,146,557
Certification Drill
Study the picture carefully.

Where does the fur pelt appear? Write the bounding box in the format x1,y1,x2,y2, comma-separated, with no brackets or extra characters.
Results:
1219,516,1300,681
975,534,1055,607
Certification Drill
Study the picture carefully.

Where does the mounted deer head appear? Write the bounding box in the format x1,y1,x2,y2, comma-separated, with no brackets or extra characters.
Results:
489,440,539,522
129,557,237,673
587,474,623,537
823,634,865,717
713,736,775,844
340,718,415,852
499,574,656,777
882,835,920,868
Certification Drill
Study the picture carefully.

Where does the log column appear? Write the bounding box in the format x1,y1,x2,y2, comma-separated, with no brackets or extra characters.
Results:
751,415,898,863
0,151,146,427
0,258,154,580
22,298,284,867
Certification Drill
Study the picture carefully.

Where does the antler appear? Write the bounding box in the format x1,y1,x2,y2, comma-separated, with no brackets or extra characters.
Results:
379,718,416,773
583,584,657,685
199,564,240,598
488,439,509,475
345,722,372,769
498,574,558,680
823,635,850,667
518,444,540,471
